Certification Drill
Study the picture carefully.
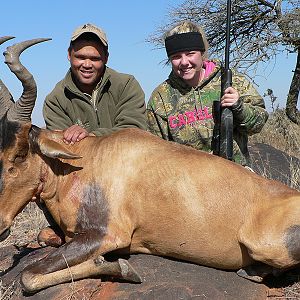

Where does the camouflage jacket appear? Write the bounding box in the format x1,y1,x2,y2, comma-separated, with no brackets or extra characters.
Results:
147,61,268,166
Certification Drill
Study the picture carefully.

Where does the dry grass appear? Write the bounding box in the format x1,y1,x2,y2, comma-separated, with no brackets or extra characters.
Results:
0,203,48,299
250,109,300,193
0,280,22,300
249,109,300,160
0,202,48,249
283,281,300,300
290,160,300,191
0,109,299,299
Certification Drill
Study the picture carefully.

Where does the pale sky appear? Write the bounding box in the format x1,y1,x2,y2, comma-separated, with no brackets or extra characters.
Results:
1,0,297,126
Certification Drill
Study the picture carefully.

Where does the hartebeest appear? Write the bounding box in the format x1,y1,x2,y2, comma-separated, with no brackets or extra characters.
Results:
0,37,300,293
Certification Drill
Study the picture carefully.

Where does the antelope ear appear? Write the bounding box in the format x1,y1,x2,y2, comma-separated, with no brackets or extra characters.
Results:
37,136,82,159
6,122,31,163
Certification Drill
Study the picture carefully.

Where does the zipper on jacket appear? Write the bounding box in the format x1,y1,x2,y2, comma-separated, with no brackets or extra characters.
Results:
91,88,102,126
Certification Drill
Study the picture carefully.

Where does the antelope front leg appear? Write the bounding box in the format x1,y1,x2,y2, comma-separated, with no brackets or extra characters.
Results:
21,255,141,293
20,228,138,293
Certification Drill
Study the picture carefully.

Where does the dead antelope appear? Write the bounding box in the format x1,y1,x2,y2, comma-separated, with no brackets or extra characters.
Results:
0,37,300,293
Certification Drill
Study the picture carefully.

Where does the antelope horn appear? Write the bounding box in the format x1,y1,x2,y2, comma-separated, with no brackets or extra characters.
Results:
0,36,15,119
0,36,15,45
3,38,51,122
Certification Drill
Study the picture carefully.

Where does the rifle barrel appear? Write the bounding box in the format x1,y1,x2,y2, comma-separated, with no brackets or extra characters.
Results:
224,0,231,71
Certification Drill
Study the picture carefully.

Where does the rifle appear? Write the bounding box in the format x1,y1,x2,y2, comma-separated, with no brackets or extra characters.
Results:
212,0,233,160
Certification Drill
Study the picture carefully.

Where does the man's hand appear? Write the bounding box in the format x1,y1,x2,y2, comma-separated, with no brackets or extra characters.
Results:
63,125,90,144
221,87,239,108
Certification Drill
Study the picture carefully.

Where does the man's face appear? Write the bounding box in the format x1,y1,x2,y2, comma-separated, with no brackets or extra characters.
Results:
68,39,108,94
170,50,203,87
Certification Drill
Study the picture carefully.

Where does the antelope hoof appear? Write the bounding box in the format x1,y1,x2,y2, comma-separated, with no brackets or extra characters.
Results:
237,263,275,283
237,268,264,283
118,259,142,283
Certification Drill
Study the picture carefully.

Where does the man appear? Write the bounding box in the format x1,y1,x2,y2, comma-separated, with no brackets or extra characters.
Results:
40,24,147,246
43,23,147,144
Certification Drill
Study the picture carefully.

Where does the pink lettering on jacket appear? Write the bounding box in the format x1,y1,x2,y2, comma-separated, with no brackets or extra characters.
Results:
168,106,213,128
178,114,187,126
203,106,213,119
197,109,205,120
185,111,196,123
169,116,177,128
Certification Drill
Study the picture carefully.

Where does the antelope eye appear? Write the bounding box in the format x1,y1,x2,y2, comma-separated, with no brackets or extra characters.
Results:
14,156,26,164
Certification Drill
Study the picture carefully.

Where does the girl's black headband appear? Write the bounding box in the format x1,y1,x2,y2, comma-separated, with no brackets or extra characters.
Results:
165,32,205,57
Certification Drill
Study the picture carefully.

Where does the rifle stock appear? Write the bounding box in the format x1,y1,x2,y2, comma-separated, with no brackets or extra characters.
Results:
212,69,233,160
219,69,233,160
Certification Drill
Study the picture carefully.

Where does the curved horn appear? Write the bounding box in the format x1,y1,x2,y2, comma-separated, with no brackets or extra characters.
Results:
4,38,51,122
0,36,15,119
0,36,15,45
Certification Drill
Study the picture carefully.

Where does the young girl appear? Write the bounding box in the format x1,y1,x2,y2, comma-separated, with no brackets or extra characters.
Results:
147,21,268,166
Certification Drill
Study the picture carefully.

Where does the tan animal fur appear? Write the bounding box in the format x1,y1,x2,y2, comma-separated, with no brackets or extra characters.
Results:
0,37,299,292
